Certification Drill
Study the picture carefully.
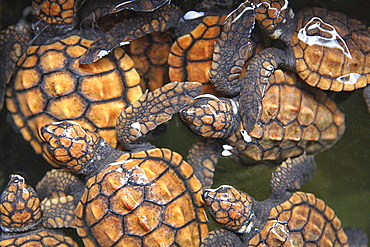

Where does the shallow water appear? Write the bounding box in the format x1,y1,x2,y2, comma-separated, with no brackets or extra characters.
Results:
0,0,369,244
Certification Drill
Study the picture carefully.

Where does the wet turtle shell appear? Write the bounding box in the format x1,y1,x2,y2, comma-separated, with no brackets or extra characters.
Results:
2,0,143,165
168,12,227,95
201,155,353,246
252,0,370,92
181,69,345,164
0,174,77,247
292,6,370,91
38,120,209,247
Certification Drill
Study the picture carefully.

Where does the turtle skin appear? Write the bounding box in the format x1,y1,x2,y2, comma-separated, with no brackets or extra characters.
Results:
0,174,77,247
80,3,183,64
38,121,209,247
1,0,144,166
208,1,259,97
181,69,345,164
201,155,351,246
251,0,370,92
79,0,171,27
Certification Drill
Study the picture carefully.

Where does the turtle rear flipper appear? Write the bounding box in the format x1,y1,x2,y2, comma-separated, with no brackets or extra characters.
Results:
201,228,244,247
117,81,202,151
36,169,84,204
270,154,316,199
80,4,182,64
0,7,32,109
344,228,369,247
36,169,85,229
40,195,76,229
187,138,224,189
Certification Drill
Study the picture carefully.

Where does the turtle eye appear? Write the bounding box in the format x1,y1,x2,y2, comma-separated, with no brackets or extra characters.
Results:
220,192,231,201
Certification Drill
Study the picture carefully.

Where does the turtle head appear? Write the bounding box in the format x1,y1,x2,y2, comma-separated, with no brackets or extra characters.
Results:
252,0,296,43
180,95,240,139
203,185,256,234
0,175,42,233
32,0,78,35
41,121,100,173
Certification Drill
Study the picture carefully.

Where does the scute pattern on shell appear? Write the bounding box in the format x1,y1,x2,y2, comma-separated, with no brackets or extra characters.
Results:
6,34,142,166
168,15,226,95
292,7,370,91
229,70,345,163
0,229,78,247
75,148,208,247
247,192,348,246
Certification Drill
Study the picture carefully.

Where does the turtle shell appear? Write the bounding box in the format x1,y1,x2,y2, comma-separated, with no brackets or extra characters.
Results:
0,174,77,247
5,34,142,166
127,31,172,91
229,69,345,163
168,15,226,95
291,7,370,91
0,230,78,247
74,148,208,247
248,191,348,246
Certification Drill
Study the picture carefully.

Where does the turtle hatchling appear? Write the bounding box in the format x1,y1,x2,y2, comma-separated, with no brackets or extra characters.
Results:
201,155,368,246
35,115,223,246
0,174,78,247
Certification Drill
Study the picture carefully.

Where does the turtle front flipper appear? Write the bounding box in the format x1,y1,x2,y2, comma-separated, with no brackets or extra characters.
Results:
201,228,244,247
117,81,202,151
80,4,182,64
79,0,170,29
238,47,294,131
344,228,369,247
187,138,224,190
270,154,316,199
0,7,32,109
210,1,256,96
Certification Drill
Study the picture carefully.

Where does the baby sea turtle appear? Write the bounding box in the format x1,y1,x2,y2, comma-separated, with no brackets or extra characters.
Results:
241,0,370,111
181,69,345,164
0,0,144,165
0,174,77,247
201,155,367,246
36,120,223,247
180,1,363,164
